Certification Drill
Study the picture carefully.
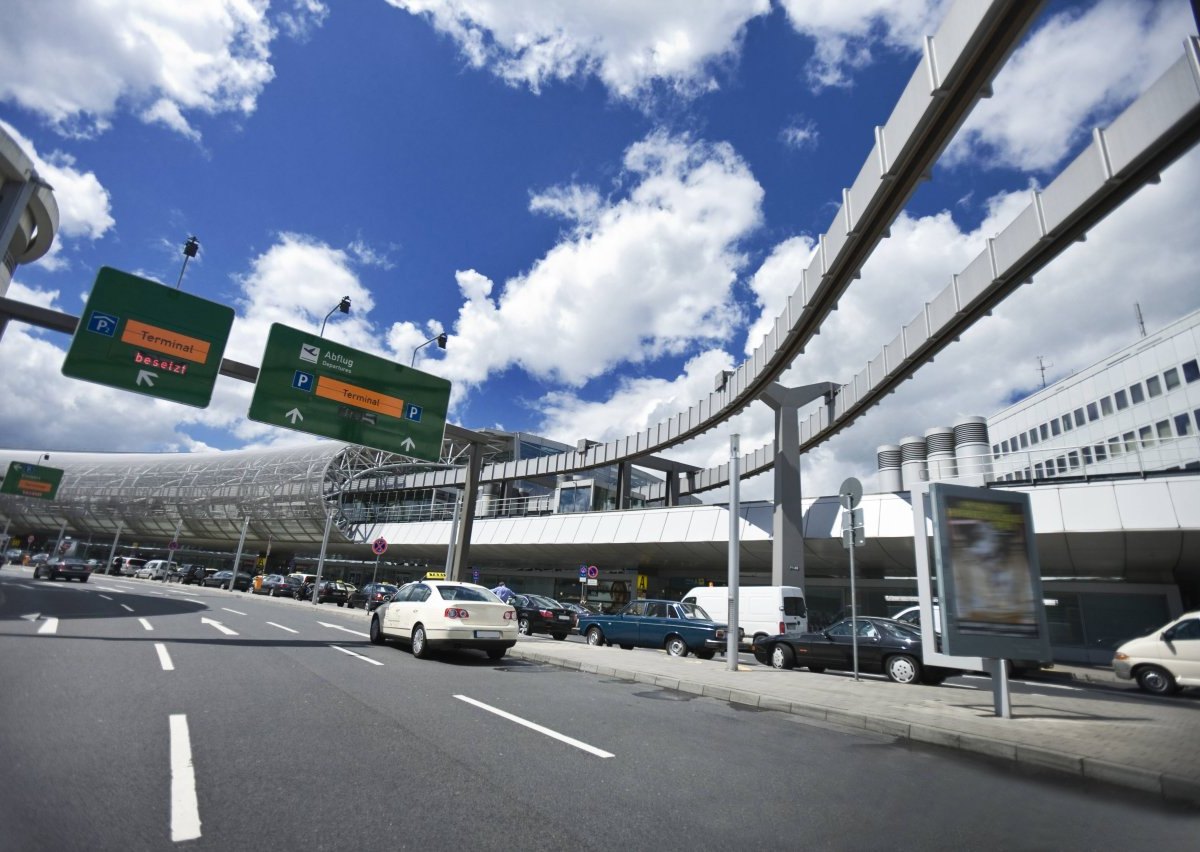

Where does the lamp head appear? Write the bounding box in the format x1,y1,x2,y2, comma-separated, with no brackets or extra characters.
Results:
183,236,200,258
338,297,351,314
436,333,448,349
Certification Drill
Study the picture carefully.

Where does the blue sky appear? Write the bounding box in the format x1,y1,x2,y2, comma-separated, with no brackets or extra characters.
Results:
1,0,1198,499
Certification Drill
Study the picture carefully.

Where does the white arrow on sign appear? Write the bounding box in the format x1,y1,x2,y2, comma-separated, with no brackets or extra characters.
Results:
285,408,304,424
136,369,157,387
200,617,238,636
400,437,415,452
317,621,369,639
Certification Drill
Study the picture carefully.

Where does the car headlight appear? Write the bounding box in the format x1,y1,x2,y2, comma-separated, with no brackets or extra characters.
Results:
1113,652,1129,661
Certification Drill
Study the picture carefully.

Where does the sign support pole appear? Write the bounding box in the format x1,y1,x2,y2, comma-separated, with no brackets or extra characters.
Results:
51,520,67,558
371,552,381,586
727,434,740,672
845,492,860,681
312,508,334,605
164,520,181,580
444,490,462,577
104,521,123,576
230,517,250,593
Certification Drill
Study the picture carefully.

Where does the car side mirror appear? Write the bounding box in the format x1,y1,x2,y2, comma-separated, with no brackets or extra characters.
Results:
1161,629,1174,642
822,630,833,640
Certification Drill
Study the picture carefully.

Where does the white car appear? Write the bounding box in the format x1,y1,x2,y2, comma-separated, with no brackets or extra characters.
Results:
1112,611,1200,695
369,580,518,660
136,559,171,580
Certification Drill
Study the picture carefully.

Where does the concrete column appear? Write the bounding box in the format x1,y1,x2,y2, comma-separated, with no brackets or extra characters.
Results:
616,461,631,509
759,381,837,588
448,441,483,582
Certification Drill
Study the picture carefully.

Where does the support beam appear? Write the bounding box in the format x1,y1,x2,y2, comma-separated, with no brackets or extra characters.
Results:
448,440,483,581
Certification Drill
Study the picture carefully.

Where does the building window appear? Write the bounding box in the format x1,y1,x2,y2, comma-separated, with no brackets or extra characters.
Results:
1001,439,1009,453
1115,389,1128,410
1056,456,1068,474
1164,367,1180,391
1086,402,1099,422
1124,431,1137,453
1029,428,1039,445
1146,375,1163,398
1074,407,1086,426
1062,412,1073,431
1068,450,1080,469
992,444,1000,456
1019,432,1029,449
1108,436,1122,456
1034,462,1044,478
1093,443,1107,462
1100,396,1113,416
1156,420,1172,440
1051,419,1061,436
1183,359,1199,383
1130,383,1145,404
1139,425,1154,448
1039,423,1049,440
1081,447,1093,465
1175,413,1192,437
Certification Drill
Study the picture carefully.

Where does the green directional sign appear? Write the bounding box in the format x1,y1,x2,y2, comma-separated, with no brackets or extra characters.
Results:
1,461,64,500
61,267,235,407
248,323,451,461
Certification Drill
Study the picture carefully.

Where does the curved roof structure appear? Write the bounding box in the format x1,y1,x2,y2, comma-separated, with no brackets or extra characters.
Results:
1,123,59,289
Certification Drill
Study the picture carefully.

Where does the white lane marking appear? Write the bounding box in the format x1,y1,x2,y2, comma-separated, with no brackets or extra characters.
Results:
98,594,113,601
20,612,40,621
267,622,298,634
95,586,121,593
120,604,134,612
38,617,60,635
939,683,980,690
156,644,175,671
200,617,237,636
139,618,154,631
317,621,369,638
331,644,384,666
454,694,614,758
221,608,246,616
169,714,201,842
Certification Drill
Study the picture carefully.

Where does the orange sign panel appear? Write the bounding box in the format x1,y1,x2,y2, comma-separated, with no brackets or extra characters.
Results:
121,319,211,364
18,478,53,494
314,376,404,417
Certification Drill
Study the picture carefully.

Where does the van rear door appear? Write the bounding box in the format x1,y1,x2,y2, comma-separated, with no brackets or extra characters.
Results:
782,592,808,633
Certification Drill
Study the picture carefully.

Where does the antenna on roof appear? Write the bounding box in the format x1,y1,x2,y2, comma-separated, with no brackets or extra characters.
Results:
1036,356,1053,389
1134,302,1147,338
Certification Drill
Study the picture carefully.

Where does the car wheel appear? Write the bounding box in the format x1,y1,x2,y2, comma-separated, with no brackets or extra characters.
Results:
886,654,920,684
79,576,89,583
369,616,385,645
665,635,689,658
551,633,567,641
517,618,531,636
771,644,795,670
486,648,506,661
411,625,430,659
337,602,344,608
586,627,605,646
695,649,716,660
1136,665,1179,695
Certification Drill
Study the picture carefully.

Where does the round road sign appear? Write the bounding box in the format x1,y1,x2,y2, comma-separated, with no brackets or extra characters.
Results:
586,564,599,579
168,539,180,551
372,537,388,555
838,477,863,510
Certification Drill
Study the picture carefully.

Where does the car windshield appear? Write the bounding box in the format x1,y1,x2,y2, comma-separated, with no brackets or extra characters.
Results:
437,585,498,602
527,595,560,608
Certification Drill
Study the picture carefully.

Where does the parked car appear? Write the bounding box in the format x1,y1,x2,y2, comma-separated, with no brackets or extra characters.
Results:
369,580,517,660
255,574,293,596
29,552,51,567
1112,610,1200,695
166,564,210,585
682,585,808,646
752,616,954,685
347,582,398,611
4,547,24,564
575,599,736,659
297,579,348,606
203,570,252,591
33,558,91,582
510,593,574,639
560,601,599,630
112,556,148,576
136,559,171,580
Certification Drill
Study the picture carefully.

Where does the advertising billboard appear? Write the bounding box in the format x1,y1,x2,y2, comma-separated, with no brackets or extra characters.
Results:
930,483,1051,661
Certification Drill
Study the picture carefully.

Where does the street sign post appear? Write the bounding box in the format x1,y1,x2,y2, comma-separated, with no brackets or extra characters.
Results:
248,324,451,461
839,477,864,681
61,267,234,407
2,461,64,501
371,537,388,556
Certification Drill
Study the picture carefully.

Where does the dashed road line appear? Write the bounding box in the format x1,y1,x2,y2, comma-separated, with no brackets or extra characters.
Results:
156,644,175,671
120,604,134,612
454,694,614,758
221,608,246,616
331,644,384,665
139,618,154,631
169,715,201,842
98,594,113,600
267,622,298,634
318,621,369,638
37,617,59,635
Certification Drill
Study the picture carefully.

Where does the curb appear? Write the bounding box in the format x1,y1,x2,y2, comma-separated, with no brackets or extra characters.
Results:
509,646,1200,808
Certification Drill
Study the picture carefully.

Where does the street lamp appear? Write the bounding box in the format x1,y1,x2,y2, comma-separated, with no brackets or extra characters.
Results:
175,235,199,289
411,332,448,366
319,296,351,337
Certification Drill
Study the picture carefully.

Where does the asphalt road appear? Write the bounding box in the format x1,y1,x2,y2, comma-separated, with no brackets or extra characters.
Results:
1,569,1197,851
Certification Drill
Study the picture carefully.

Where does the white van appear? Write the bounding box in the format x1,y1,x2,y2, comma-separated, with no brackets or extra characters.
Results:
1112,610,1200,695
681,586,807,646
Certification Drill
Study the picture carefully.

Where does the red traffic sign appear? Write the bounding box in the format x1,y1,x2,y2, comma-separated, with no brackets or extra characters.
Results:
168,540,180,551
372,538,388,555
586,565,599,579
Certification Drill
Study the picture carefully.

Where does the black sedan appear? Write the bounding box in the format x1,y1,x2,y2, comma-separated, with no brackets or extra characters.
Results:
203,570,253,591
34,558,91,582
347,582,398,611
297,580,347,606
255,574,295,597
511,594,575,639
752,616,954,685
166,564,209,585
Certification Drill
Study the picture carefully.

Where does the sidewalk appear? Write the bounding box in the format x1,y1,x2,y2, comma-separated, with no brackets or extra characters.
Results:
507,639,1200,807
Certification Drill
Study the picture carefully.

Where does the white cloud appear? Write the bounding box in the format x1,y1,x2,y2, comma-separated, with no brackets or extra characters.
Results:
776,0,948,90
946,0,1193,172
385,0,769,101
0,0,283,139
779,118,818,151
277,0,330,42
433,132,763,390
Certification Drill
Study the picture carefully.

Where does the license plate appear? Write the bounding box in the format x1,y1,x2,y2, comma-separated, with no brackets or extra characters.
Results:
474,630,501,638
557,616,571,620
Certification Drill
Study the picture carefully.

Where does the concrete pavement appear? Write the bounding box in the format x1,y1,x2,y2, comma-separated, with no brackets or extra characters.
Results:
508,638,1200,807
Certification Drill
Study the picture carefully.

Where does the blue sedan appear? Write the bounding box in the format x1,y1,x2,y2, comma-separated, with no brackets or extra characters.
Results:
575,599,735,659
